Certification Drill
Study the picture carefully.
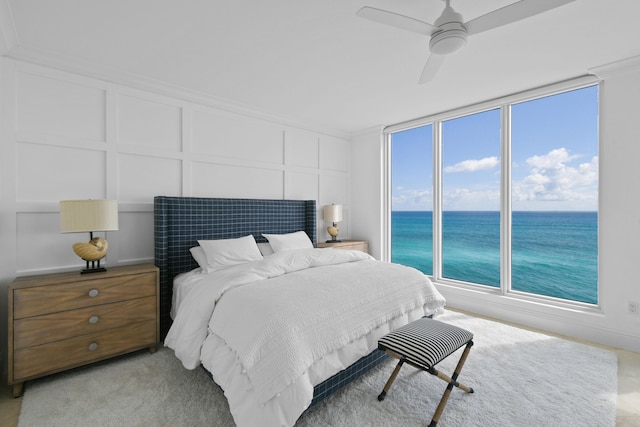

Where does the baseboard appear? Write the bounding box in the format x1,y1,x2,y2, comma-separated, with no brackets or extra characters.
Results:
436,283,640,353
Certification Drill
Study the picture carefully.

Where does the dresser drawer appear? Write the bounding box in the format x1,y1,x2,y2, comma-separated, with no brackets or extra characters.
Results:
13,296,157,350
13,272,156,318
13,320,157,381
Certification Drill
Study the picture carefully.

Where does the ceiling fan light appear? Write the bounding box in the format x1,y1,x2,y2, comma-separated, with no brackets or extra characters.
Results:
429,29,467,55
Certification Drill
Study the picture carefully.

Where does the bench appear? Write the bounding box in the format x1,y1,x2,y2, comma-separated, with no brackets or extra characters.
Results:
377,317,474,427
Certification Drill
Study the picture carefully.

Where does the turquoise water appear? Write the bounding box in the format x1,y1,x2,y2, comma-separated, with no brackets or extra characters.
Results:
391,211,598,304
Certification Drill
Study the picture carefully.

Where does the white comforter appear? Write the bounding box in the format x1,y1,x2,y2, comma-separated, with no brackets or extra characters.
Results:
165,248,445,426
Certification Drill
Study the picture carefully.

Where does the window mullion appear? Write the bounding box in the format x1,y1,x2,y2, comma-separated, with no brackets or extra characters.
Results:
500,104,512,295
382,131,392,263
433,121,443,281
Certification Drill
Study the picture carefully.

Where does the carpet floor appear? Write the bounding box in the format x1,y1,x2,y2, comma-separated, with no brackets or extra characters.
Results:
18,311,617,426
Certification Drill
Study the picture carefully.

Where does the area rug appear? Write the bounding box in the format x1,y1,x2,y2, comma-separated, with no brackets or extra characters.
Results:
17,311,617,426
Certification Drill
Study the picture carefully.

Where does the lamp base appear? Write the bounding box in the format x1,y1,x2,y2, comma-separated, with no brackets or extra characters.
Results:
79,259,107,274
325,239,342,243
81,267,107,275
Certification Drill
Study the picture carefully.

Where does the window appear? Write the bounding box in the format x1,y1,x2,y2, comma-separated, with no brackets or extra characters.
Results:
391,125,433,275
442,109,501,287
510,86,599,303
388,79,599,306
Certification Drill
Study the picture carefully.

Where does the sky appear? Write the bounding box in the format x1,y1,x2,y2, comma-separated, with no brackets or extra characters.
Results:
391,85,599,211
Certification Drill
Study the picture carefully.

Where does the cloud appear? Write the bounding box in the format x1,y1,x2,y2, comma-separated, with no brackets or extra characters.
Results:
443,187,500,210
526,148,579,170
392,187,432,210
393,148,597,211
514,148,598,204
444,156,499,173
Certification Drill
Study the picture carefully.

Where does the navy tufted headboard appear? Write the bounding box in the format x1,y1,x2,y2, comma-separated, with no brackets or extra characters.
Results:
153,196,317,338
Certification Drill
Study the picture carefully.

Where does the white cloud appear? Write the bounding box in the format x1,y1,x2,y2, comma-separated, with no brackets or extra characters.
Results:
443,187,500,210
444,156,499,173
526,148,578,170
513,148,598,205
392,188,432,211
393,148,597,211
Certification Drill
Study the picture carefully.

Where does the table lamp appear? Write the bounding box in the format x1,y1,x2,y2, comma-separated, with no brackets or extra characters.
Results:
60,200,119,274
323,204,343,243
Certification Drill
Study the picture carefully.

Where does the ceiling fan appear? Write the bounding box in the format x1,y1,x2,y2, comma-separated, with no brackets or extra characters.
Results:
356,0,576,84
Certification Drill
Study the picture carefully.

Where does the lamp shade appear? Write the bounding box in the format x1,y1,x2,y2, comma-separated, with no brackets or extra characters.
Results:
60,200,119,233
323,204,343,223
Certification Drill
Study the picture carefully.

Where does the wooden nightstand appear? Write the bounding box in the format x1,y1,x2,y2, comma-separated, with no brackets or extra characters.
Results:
7,263,159,397
317,240,369,254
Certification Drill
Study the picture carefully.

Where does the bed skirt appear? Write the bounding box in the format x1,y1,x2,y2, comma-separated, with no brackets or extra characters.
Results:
307,348,389,409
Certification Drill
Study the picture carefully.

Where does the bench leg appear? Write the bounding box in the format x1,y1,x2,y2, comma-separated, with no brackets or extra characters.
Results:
428,340,474,427
378,359,405,401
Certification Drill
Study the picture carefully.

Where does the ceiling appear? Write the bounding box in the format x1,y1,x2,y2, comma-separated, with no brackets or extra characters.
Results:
1,0,639,135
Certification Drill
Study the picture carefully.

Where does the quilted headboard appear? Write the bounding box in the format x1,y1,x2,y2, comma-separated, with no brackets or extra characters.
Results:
154,196,317,338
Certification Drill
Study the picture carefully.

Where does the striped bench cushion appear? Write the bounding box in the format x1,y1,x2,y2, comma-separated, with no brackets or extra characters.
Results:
378,317,473,369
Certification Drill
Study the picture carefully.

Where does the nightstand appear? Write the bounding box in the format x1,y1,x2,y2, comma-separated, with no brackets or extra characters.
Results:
317,240,369,254
7,263,159,397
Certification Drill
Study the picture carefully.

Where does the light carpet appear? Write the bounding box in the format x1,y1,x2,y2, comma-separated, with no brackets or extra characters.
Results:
18,311,617,427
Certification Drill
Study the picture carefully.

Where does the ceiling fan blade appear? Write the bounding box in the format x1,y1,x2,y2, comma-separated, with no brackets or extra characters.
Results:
465,0,576,35
356,6,436,36
419,54,446,84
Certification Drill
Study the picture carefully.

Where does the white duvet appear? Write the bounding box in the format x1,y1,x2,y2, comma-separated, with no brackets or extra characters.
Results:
165,248,446,426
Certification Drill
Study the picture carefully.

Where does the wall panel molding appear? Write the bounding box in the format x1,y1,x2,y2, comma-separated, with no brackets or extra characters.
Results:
1,57,351,278
5,45,350,140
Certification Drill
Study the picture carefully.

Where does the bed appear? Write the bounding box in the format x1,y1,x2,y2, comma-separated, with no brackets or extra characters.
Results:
154,196,446,426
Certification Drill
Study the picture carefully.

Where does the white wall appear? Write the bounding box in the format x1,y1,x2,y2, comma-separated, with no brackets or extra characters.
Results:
0,58,352,377
350,127,385,259
351,56,640,353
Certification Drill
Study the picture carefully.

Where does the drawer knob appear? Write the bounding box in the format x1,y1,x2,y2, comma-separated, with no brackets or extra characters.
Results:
89,316,99,324
88,289,99,298
88,342,98,351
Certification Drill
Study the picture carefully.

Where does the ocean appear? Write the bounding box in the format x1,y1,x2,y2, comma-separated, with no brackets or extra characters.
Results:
391,211,598,304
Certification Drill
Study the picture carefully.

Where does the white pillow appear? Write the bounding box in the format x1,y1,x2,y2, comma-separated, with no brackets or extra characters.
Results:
263,231,313,253
197,235,263,273
189,246,208,269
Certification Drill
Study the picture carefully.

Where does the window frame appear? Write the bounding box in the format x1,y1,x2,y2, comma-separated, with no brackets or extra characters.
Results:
383,76,601,311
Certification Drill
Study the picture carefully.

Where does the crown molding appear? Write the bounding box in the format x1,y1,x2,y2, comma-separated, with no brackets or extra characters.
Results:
589,55,640,80
350,125,385,140
4,44,351,141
